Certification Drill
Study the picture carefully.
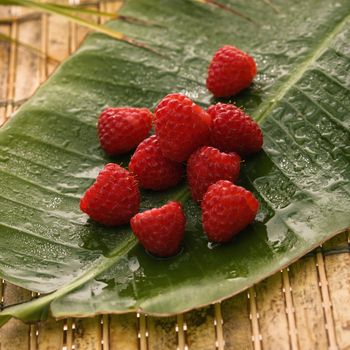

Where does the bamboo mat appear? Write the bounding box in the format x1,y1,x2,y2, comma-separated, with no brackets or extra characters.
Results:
0,2,350,349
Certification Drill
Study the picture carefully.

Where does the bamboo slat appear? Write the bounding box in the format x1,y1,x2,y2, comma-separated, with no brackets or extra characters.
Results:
0,3,350,350
147,316,178,350
281,269,298,350
47,14,70,74
0,7,13,125
14,7,41,110
0,7,11,123
65,318,75,350
325,252,350,349
75,316,102,349
0,284,32,350
214,303,225,350
37,318,64,350
316,251,338,349
255,272,291,349
289,257,328,349
109,314,138,350
221,292,253,350
248,287,262,350
185,306,216,350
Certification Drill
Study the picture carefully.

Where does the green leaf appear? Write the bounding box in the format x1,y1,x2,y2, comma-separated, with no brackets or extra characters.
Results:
0,0,349,324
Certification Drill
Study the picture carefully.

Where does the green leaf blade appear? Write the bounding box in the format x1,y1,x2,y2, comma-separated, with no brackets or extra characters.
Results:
0,0,350,324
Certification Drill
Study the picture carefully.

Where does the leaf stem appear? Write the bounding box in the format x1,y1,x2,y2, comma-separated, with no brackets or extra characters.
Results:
0,234,137,325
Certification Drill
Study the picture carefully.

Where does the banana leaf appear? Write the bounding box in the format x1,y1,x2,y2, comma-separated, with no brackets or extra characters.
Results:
0,0,349,325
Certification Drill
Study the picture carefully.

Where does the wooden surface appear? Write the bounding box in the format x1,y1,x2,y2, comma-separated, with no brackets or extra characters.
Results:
0,2,350,349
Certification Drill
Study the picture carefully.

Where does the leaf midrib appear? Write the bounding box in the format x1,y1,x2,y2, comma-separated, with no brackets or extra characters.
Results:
0,234,138,326
254,10,350,124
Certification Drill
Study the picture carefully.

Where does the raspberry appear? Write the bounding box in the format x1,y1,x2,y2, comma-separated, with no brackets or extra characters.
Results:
130,201,186,257
206,45,257,97
208,103,263,156
80,163,140,226
129,135,183,190
98,107,153,155
202,180,259,242
187,146,240,202
155,93,211,162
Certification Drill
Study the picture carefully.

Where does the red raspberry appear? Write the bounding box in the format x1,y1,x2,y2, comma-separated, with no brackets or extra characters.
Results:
208,103,263,156
98,107,153,155
130,201,186,257
187,146,240,202
206,45,257,97
80,163,140,226
155,93,211,162
129,135,183,190
202,180,259,242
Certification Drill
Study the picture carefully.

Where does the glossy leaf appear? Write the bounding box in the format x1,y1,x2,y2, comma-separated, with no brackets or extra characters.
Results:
0,0,349,325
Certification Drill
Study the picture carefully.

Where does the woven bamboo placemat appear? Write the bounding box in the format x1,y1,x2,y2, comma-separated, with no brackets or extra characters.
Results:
0,2,349,349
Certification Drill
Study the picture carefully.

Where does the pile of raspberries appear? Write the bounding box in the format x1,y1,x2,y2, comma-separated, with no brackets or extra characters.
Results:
80,45,263,257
